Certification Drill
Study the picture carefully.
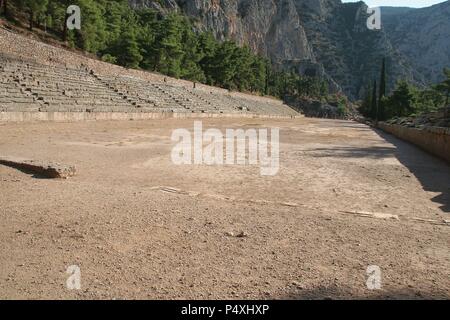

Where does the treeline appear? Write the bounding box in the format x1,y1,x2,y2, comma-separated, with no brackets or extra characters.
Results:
271,71,329,99
361,58,450,120
1,0,330,99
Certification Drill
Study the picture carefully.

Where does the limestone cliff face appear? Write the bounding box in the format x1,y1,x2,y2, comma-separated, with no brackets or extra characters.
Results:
128,0,449,98
382,2,450,84
295,1,420,98
128,0,180,13
174,0,315,64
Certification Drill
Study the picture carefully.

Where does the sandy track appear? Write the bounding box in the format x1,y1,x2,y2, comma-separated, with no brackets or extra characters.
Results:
0,118,449,299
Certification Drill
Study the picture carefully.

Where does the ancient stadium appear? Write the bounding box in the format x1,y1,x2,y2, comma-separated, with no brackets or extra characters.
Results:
0,26,449,300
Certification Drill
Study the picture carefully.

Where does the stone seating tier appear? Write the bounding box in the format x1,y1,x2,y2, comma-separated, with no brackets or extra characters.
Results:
1,59,298,116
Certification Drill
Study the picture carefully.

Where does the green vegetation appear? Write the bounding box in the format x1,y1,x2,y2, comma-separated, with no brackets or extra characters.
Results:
1,0,331,100
361,59,449,121
435,68,450,107
266,70,329,100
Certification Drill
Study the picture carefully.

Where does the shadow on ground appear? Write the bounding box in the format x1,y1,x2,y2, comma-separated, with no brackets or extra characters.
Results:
306,125,450,213
0,163,52,179
309,146,396,159
281,284,449,300
374,128,450,213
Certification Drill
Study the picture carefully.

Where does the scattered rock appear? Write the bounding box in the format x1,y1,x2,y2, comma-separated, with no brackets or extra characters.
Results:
0,156,76,179
225,231,248,238
340,210,400,221
281,202,299,207
236,231,248,238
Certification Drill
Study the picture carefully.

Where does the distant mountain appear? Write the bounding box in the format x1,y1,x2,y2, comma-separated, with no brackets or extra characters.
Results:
381,1,450,84
129,0,450,99
380,7,416,18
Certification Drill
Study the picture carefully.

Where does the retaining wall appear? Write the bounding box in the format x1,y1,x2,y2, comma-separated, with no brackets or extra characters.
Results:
0,111,302,123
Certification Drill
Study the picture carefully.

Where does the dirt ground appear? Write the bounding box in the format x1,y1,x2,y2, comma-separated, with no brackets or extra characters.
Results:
0,117,449,299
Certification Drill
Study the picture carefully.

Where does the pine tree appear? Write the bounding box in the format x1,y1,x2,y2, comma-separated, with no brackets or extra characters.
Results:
232,46,254,91
435,68,450,108
18,0,49,31
73,0,108,54
386,80,414,117
198,32,218,85
113,26,143,69
1,0,8,16
135,9,158,71
250,56,266,93
210,41,238,89
60,0,70,42
153,13,184,78
180,22,206,82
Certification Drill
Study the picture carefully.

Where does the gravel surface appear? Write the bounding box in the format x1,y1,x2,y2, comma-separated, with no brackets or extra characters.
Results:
0,117,449,299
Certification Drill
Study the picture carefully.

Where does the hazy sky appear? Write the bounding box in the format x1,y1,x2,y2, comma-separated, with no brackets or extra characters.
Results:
341,0,447,8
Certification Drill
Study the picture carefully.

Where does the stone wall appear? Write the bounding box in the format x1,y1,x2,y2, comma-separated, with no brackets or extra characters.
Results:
0,111,300,123
378,122,450,163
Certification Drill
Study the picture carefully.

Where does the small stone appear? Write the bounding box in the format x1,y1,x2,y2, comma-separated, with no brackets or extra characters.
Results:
236,231,248,238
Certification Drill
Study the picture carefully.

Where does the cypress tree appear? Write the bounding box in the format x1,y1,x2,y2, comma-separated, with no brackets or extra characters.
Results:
361,83,372,117
1,0,8,16
371,79,378,120
378,58,386,120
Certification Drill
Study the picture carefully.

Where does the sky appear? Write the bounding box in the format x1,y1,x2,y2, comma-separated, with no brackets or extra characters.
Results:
341,0,447,8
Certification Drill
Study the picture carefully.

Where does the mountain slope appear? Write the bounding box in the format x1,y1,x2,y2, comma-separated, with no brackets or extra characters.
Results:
129,0,449,98
381,1,450,84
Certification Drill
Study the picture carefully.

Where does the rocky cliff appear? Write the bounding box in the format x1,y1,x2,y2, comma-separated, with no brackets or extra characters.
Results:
128,0,450,99
381,2,450,85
